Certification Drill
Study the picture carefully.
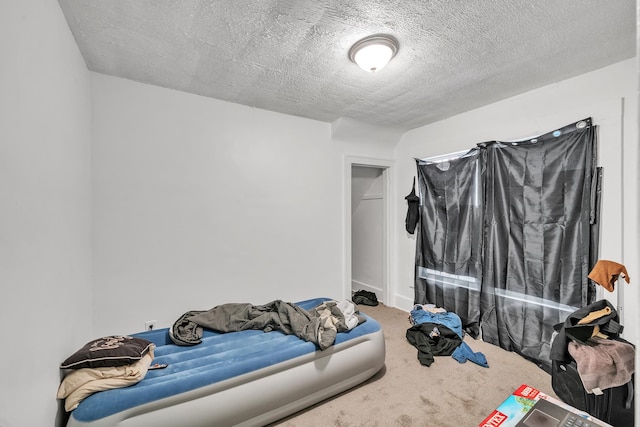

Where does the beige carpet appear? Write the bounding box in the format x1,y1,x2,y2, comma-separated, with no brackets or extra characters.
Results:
271,302,557,427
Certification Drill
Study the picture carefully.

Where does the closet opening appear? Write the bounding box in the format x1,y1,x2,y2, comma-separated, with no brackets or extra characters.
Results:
344,157,393,305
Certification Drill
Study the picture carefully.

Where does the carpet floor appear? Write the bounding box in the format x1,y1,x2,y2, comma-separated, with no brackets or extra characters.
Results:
271,302,557,427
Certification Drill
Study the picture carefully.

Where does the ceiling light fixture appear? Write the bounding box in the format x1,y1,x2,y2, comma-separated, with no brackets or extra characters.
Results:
349,34,399,73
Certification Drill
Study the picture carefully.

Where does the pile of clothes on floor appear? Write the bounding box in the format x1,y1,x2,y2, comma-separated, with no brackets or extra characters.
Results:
352,289,378,306
406,304,488,368
57,335,155,411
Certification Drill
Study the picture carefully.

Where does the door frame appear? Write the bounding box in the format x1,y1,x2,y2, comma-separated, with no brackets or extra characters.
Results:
344,156,394,305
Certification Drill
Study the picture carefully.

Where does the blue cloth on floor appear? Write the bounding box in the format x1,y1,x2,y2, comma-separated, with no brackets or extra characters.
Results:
452,342,489,367
410,306,463,338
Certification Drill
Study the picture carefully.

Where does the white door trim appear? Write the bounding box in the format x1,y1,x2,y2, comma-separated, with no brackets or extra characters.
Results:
344,155,394,305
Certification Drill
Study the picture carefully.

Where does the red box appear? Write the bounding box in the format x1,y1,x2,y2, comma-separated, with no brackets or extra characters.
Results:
479,384,612,427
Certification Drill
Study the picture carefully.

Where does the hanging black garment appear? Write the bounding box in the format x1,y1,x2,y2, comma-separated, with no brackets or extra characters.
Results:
405,177,420,234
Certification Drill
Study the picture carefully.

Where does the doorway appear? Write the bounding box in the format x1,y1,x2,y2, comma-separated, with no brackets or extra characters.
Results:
344,157,393,305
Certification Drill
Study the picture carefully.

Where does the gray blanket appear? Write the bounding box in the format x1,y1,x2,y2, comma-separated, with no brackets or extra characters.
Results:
170,300,341,350
568,337,635,393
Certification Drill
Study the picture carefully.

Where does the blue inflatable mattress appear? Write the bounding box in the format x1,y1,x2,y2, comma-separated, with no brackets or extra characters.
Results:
65,297,385,427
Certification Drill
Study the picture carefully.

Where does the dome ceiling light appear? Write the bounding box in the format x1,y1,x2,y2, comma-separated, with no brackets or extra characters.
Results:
348,34,399,73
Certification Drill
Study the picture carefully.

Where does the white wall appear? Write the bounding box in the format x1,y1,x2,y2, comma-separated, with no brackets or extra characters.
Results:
90,74,395,336
393,59,639,344
0,1,92,427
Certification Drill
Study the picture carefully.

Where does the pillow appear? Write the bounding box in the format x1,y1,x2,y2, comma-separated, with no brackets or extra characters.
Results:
60,335,155,369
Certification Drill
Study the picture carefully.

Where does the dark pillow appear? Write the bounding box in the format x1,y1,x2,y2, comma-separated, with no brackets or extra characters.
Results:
60,335,154,369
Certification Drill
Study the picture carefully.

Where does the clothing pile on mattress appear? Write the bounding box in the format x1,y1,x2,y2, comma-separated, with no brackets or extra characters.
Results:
170,299,364,350
57,335,155,411
406,304,488,368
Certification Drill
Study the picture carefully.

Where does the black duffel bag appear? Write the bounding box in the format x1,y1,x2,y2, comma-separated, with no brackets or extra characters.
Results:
352,290,378,306
550,300,634,427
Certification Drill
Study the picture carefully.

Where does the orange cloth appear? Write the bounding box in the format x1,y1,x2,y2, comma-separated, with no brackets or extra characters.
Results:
588,260,631,292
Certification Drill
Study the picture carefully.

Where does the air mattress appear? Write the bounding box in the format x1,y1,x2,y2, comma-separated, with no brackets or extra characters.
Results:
65,297,385,427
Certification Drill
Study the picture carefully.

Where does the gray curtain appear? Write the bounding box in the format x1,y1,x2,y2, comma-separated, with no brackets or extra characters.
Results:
480,119,598,371
414,148,484,338
414,118,599,371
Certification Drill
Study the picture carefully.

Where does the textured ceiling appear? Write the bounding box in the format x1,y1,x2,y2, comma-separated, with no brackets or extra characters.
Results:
58,0,636,131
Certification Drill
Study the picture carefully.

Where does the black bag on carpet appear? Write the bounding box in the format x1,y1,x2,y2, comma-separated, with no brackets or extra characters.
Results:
550,300,634,427
352,290,378,306
551,358,634,427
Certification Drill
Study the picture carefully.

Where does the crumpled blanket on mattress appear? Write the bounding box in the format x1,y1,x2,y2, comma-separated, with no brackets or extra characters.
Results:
310,299,365,332
170,299,364,350
57,352,154,411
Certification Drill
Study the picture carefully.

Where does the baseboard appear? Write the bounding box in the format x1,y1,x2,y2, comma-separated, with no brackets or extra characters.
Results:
393,294,414,312
351,280,382,298
351,281,413,313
